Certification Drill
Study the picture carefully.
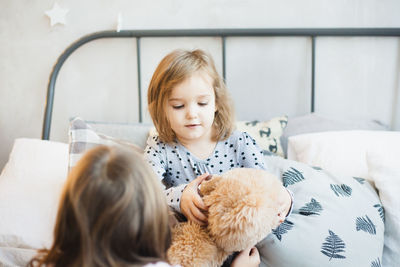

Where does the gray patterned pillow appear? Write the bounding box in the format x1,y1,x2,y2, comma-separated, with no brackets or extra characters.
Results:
237,116,288,157
257,156,384,267
68,117,143,170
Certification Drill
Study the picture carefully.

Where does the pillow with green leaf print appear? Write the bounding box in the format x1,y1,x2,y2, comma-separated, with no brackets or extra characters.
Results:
236,116,287,157
256,155,384,267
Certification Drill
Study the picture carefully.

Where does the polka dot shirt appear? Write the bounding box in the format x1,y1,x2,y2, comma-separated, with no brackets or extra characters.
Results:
144,130,266,212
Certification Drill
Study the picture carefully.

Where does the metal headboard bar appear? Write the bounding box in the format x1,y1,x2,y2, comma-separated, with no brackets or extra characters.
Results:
222,36,227,81
136,37,142,123
311,36,316,113
42,28,400,140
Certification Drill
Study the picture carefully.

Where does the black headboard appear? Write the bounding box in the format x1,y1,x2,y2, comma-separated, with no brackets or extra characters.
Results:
42,28,400,140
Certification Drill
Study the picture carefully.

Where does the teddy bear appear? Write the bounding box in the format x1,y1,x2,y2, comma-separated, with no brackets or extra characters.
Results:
167,168,288,267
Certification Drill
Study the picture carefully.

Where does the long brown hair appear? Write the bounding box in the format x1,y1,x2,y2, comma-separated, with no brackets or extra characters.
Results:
29,145,171,267
147,49,235,143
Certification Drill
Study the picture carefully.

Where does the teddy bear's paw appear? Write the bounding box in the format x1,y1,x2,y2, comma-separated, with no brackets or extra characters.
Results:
167,222,226,267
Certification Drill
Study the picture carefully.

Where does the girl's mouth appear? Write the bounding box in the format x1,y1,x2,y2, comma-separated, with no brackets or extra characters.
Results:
186,124,200,128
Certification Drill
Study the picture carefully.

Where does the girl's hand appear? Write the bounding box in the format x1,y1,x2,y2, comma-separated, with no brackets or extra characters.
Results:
231,247,260,267
180,173,209,225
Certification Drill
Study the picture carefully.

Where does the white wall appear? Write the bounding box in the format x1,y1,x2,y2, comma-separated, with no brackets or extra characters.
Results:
1,0,400,170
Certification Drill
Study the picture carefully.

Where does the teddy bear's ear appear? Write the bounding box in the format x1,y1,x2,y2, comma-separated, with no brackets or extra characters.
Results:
199,175,222,196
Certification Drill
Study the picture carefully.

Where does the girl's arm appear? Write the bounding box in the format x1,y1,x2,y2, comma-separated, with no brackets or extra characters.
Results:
144,136,187,213
237,132,267,170
144,135,208,223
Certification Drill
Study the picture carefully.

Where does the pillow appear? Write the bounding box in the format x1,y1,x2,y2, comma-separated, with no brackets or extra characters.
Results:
68,117,144,170
0,138,68,249
287,130,398,180
236,116,287,157
281,113,388,157
0,247,38,266
85,120,152,149
257,155,384,267
367,146,400,266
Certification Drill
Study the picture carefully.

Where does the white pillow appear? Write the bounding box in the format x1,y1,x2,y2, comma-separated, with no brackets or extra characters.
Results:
287,130,398,180
0,138,68,249
367,147,400,266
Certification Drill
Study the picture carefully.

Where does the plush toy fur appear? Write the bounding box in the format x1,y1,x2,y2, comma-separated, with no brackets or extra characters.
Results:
167,168,285,267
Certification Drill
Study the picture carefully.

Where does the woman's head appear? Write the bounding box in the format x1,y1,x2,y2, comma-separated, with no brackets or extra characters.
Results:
148,49,235,143
31,145,171,266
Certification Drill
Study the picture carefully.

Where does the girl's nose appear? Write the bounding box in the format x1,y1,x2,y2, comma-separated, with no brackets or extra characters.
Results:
186,105,197,119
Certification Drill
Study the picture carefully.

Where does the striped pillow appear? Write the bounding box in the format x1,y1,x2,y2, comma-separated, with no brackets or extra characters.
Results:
68,117,143,170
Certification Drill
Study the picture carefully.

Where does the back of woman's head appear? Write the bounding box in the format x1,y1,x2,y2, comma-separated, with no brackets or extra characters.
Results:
30,145,171,267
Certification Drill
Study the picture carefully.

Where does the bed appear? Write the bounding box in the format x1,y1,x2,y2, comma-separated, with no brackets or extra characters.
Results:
1,28,399,267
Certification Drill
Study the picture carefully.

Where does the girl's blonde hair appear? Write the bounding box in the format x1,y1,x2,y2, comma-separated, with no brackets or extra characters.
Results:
29,145,171,267
148,49,235,143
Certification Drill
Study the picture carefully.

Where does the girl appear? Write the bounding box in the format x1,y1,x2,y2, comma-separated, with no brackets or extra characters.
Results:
29,145,259,267
145,49,269,225
29,145,173,267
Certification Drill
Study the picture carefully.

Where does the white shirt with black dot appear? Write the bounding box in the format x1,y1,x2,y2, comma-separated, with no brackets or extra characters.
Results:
144,130,267,213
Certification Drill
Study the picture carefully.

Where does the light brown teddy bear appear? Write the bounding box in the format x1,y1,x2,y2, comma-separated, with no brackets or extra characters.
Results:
167,168,290,267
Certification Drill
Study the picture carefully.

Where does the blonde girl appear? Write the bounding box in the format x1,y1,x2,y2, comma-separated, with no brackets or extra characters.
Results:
145,49,267,223
145,49,265,265
29,145,175,267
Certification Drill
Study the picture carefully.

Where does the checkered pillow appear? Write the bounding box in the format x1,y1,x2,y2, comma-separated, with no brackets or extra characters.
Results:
68,117,143,170
236,116,288,157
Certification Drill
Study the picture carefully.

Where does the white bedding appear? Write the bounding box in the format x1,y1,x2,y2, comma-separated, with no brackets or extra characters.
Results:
367,147,400,266
1,129,399,266
0,247,37,267
0,138,68,266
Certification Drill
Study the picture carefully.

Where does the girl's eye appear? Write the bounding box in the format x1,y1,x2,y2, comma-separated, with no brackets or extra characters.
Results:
172,105,184,109
198,102,208,106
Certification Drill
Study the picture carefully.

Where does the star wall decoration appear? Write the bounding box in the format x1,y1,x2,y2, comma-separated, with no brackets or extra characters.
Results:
116,12,123,32
45,3,69,27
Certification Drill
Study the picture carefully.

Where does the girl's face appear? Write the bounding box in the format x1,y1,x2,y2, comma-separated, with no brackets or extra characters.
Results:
166,71,216,145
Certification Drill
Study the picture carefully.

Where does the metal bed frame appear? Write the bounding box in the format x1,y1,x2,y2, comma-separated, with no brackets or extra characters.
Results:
42,28,400,140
